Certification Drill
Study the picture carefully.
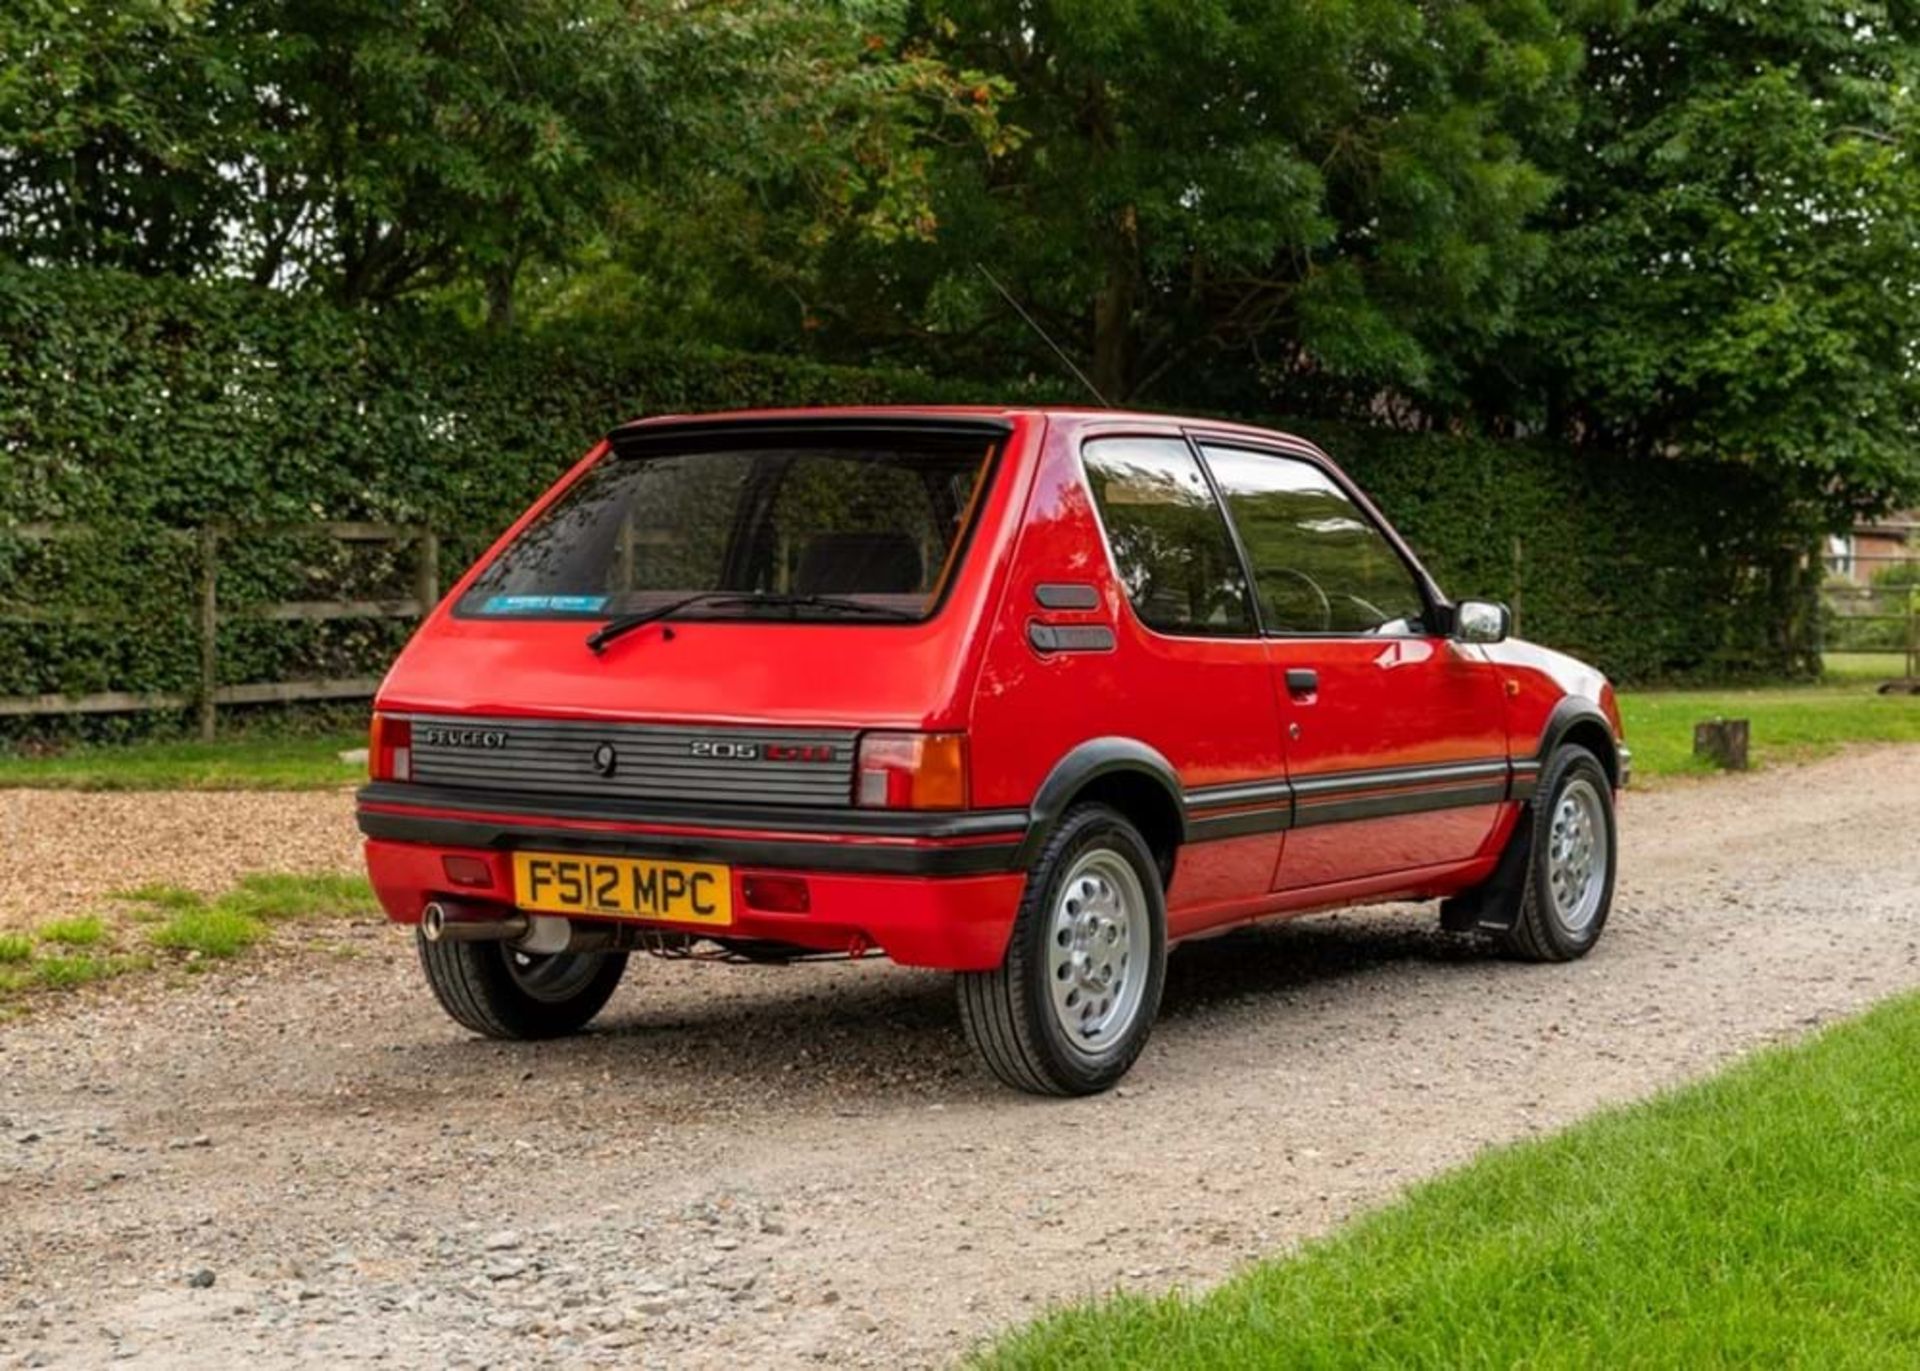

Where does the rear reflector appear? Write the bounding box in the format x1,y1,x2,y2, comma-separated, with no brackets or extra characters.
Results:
441,855,493,888
742,875,810,914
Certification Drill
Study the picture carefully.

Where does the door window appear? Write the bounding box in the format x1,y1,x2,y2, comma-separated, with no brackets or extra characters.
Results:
1081,438,1255,636
1200,446,1428,636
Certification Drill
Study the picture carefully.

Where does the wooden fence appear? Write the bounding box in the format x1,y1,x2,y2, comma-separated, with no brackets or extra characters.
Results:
0,522,440,738
1822,544,1920,687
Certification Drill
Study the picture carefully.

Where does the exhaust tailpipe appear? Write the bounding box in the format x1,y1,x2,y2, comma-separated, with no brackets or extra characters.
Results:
420,901,529,944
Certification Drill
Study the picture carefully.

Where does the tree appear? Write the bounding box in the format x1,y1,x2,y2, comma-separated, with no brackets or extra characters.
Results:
804,0,1589,405
0,0,264,276
0,0,1011,326
1508,0,1920,519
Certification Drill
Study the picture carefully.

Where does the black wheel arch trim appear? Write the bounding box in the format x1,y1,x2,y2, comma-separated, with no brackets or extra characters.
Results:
1536,698,1624,786
1015,738,1188,867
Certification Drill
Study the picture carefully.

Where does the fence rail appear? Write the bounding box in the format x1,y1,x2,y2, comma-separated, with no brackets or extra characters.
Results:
0,522,439,737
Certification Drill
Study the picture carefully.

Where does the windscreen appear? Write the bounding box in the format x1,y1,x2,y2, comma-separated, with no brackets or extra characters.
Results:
456,432,997,622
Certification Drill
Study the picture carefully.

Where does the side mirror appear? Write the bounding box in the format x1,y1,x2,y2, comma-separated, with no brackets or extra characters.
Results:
1453,599,1511,644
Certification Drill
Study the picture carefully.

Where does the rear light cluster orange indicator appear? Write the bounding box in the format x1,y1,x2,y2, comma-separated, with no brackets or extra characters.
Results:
742,874,810,914
854,732,967,810
370,713,412,782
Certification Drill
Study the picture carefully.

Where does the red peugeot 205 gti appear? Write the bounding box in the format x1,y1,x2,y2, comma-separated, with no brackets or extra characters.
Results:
359,408,1626,1095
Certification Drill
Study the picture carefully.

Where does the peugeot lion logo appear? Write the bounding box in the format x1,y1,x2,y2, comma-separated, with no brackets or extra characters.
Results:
591,742,619,777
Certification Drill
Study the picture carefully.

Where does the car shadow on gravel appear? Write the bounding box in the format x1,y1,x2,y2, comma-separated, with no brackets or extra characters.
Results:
382,908,1500,1105
1158,908,1494,1025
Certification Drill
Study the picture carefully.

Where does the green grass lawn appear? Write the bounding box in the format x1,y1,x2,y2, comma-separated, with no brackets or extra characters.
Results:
978,993,1920,1370
0,733,365,790
0,677,1915,792
1619,683,1920,780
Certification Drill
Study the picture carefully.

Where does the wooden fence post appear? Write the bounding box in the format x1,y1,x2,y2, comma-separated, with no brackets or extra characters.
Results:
1908,582,1918,682
197,524,219,741
414,530,441,615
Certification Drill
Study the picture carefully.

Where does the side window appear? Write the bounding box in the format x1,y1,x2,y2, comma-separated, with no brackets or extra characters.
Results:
1201,446,1428,635
1081,437,1254,635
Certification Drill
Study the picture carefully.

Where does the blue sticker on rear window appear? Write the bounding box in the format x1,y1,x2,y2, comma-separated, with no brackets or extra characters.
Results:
480,594,609,615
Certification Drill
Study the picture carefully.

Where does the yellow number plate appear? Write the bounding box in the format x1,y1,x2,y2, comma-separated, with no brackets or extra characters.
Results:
512,852,732,926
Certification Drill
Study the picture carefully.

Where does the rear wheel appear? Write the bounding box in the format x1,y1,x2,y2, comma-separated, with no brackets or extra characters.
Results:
957,803,1167,1095
416,932,628,1039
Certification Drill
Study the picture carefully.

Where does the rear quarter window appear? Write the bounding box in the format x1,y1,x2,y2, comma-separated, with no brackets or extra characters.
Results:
1080,437,1255,636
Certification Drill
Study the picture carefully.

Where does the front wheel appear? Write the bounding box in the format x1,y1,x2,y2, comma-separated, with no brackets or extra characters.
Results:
957,803,1167,1095
417,932,628,1039
1497,744,1618,962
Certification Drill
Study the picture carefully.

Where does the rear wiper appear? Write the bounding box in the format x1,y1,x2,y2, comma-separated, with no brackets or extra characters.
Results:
586,591,918,654
585,592,741,654
707,593,920,621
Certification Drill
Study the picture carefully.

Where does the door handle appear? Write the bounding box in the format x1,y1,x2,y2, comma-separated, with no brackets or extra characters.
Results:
1285,668,1319,696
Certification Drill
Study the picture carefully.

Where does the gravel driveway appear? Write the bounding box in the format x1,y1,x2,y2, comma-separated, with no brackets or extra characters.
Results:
3,748,1918,1369
0,789,361,931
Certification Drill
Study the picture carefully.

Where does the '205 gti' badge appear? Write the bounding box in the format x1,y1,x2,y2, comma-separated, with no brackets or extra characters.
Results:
688,740,836,763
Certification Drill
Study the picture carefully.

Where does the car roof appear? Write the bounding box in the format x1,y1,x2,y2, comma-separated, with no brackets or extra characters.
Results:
609,405,1315,449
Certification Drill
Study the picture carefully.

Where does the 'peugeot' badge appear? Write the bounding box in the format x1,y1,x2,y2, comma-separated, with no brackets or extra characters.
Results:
591,742,618,777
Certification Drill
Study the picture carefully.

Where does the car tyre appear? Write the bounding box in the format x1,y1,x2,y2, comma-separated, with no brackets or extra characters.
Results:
957,803,1167,1096
417,932,628,1039
1497,744,1617,962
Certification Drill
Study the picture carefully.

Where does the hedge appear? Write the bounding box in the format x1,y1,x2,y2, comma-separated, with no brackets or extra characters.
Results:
0,266,1818,738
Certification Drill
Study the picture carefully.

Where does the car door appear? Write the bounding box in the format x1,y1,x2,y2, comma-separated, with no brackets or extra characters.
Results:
1196,441,1509,890
1064,433,1290,928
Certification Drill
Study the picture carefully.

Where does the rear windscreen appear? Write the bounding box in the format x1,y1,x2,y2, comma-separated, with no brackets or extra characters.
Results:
456,432,998,622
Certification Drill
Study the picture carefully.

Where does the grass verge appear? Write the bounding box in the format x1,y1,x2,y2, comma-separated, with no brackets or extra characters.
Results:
37,915,107,947
0,733,365,790
1619,683,1920,780
0,872,376,1006
149,906,268,959
978,992,1920,1369
2,679,1915,792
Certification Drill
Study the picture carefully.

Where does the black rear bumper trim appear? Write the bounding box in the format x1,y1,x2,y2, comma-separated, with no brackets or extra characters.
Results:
358,782,1027,840
359,810,1025,877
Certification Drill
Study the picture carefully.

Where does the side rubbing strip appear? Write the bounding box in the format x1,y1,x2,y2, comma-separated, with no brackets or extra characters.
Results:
1180,758,1520,843
1509,759,1541,802
1289,778,1509,828
1034,583,1101,610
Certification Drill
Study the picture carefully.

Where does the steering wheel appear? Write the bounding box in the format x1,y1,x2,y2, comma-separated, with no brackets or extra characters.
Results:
1267,567,1332,632
1340,593,1392,632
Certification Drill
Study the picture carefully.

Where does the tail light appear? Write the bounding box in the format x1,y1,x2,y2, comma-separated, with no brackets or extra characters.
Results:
854,732,967,809
370,713,412,782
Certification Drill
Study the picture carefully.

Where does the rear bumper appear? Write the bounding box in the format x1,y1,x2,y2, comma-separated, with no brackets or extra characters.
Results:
357,785,1029,970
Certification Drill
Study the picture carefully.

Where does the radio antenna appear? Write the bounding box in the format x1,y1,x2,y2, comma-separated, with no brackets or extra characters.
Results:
974,262,1112,408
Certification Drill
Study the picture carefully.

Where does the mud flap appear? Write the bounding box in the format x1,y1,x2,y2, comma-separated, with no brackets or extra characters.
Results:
1440,807,1534,933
